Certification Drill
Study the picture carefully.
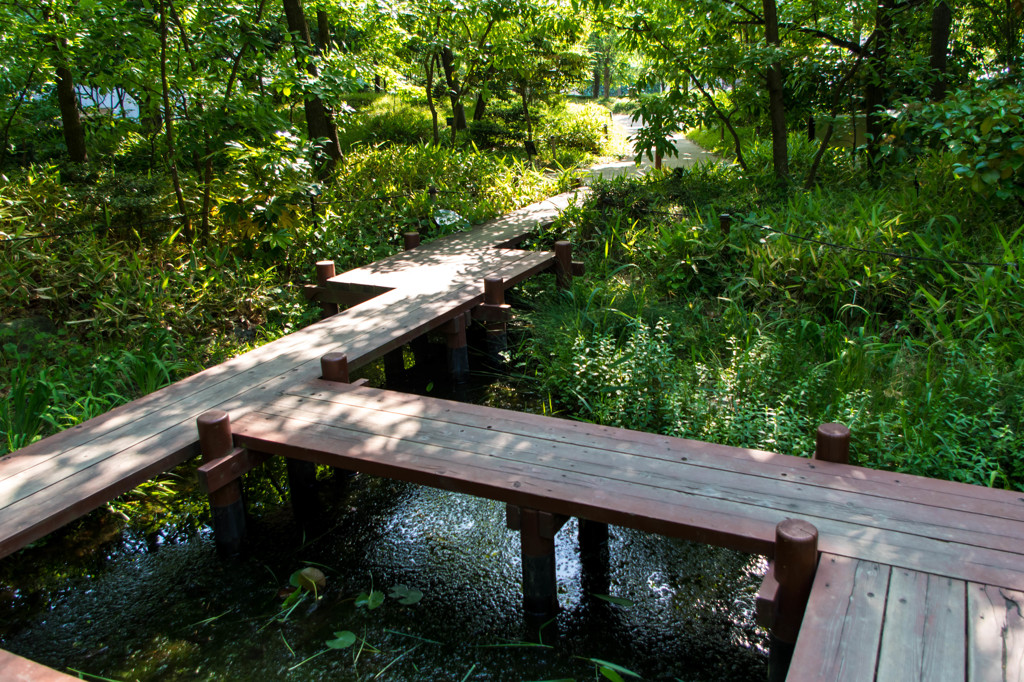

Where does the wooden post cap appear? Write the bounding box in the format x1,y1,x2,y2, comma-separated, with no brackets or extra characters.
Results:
484,276,504,306
321,352,350,383
719,214,733,235
197,410,232,462
315,261,336,285
815,423,851,464
774,518,818,583
403,232,420,250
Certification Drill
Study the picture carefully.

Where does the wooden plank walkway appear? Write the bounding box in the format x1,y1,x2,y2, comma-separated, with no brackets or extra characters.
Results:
230,380,1024,593
221,378,1024,681
789,554,1024,681
0,189,583,559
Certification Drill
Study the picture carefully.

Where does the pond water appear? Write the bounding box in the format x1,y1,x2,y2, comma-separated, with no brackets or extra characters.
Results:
0,340,769,681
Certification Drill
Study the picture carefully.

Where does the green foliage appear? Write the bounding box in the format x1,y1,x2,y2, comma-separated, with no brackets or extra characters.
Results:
884,83,1024,201
524,149,1024,491
338,95,437,149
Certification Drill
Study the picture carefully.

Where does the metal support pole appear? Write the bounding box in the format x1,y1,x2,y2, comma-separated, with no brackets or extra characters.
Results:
197,410,246,556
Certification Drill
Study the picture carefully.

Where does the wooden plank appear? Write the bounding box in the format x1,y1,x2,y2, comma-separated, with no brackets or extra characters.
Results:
286,381,1024,522
0,649,79,681
240,394,1024,589
968,583,1024,682
877,569,966,681
258,389,1024,556
787,554,889,682
231,410,780,553
0,250,568,557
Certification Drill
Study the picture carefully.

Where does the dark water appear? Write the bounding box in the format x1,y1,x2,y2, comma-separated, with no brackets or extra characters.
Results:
0,340,768,681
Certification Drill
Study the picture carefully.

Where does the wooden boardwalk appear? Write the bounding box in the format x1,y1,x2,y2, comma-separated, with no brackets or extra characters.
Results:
2,185,1024,680
219,378,1024,681
0,190,582,560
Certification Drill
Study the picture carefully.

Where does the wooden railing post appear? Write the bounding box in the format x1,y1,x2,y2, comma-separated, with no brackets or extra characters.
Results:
403,231,420,250
815,423,850,464
315,261,338,318
320,352,350,383
768,519,819,682
720,213,733,237
197,410,246,556
554,241,573,290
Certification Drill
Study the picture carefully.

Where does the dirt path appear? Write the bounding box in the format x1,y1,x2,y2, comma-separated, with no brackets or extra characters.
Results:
587,113,719,182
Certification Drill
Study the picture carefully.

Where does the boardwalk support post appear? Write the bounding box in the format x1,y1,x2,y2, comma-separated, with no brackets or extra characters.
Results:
720,214,733,236
403,231,420,251
479,276,510,370
508,505,566,620
814,423,850,464
320,352,350,383
578,518,610,596
315,261,338,318
555,241,573,290
444,314,469,385
197,410,246,556
768,519,819,682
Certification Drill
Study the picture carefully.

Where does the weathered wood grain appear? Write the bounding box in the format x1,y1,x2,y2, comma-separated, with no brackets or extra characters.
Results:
787,554,889,681
876,569,966,681
968,583,1024,682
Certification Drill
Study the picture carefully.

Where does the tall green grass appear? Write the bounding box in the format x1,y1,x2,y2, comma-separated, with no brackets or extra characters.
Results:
522,135,1024,490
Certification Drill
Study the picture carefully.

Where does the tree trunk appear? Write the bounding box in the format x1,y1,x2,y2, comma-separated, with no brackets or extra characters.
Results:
763,0,788,180
928,0,952,100
603,61,611,98
282,0,342,165
473,92,487,121
520,85,534,162
425,55,440,145
51,39,88,163
865,0,893,158
316,10,330,54
158,0,191,240
592,62,601,99
440,46,467,130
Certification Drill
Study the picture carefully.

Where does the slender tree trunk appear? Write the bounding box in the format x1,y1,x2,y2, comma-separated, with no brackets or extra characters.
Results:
520,85,534,162
0,65,37,168
316,10,330,53
425,55,440,145
763,0,789,180
603,61,611,98
440,47,467,130
50,38,87,163
592,62,601,99
282,0,342,167
928,0,952,100
865,0,893,159
158,0,191,240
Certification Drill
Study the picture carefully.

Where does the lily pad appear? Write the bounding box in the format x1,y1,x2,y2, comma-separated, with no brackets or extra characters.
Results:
388,584,423,605
355,590,385,610
326,631,357,649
